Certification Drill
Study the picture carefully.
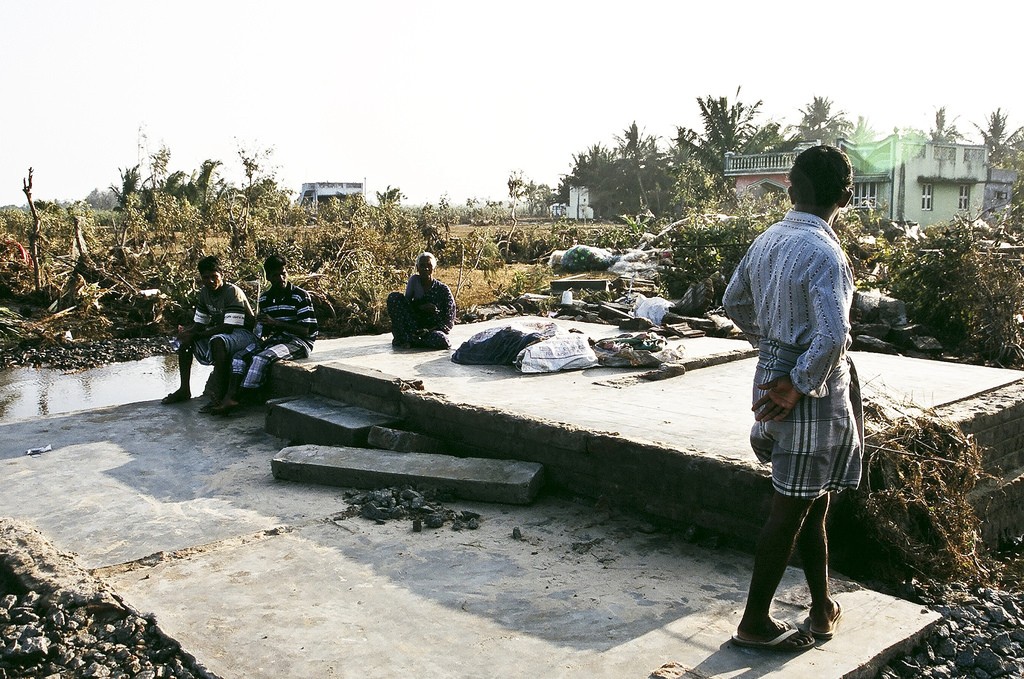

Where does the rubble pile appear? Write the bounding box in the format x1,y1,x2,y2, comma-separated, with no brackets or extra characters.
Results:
850,290,947,358
0,520,213,679
878,582,1024,679
338,487,482,532
0,337,174,371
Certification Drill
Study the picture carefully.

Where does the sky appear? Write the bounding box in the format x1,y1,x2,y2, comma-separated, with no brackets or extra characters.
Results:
3,0,1024,208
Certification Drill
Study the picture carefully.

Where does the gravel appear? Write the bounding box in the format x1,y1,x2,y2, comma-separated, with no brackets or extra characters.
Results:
877,581,1024,678
0,338,173,372
0,520,214,679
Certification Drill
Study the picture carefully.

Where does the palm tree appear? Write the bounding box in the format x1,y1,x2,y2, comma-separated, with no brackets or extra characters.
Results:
614,122,668,214
110,165,142,212
930,107,963,143
848,117,878,145
975,108,1024,165
560,143,616,217
790,96,853,146
673,88,793,205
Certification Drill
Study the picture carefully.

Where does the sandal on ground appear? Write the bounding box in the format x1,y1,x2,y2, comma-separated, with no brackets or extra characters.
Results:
732,624,815,652
198,401,220,414
810,601,843,641
161,391,190,405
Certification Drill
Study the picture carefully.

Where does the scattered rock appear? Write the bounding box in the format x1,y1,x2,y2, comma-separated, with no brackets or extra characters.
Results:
0,519,214,679
341,486,482,532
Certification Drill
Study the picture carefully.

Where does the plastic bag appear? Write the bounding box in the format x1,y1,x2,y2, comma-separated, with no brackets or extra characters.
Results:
632,294,674,325
452,321,560,366
514,333,599,373
559,245,617,272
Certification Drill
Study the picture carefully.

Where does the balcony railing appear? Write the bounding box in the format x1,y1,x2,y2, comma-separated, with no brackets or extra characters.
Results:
724,151,799,175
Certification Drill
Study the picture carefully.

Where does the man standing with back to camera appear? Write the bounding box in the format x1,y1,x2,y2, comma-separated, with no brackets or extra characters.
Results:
723,145,863,651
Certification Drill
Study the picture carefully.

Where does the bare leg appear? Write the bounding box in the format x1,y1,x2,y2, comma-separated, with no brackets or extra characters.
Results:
207,337,230,404
162,347,194,404
736,492,815,645
216,373,244,412
798,493,841,634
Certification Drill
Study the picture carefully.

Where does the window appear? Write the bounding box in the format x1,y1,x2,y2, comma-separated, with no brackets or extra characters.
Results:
934,146,956,162
853,182,878,208
964,148,985,163
922,184,933,211
958,185,970,210
997,190,1008,200
905,144,926,159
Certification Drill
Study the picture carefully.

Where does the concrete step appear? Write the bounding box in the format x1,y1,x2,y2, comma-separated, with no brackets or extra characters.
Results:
271,444,544,504
366,425,450,454
265,395,402,447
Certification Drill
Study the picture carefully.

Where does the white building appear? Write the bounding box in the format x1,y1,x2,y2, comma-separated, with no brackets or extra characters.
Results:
568,186,594,220
298,182,365,208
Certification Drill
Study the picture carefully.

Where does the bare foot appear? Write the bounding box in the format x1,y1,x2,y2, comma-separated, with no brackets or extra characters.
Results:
211,397,239,415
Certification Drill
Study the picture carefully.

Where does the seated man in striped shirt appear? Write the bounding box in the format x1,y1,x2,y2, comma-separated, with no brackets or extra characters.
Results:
213,254,318,414
162,255,258,412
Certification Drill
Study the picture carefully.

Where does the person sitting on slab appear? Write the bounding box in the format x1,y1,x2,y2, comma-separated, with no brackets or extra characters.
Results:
386,251,456,349
162,255,257,412
213,254,318,414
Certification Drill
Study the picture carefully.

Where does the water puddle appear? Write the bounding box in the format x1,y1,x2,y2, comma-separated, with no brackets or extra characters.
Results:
0,356,212,422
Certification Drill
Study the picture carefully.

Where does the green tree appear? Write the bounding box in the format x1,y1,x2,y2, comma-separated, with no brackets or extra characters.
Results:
975,108,1024,166
789,96,853,146
614,122,672,217
930,107,963,143
375,185,405,206
672,88,793,208
558,143,617,218
848,116,878,145
507,170,526,226
111,165,143,212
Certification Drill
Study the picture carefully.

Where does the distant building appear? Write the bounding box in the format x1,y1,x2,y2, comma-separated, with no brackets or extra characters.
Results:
298,182,364,209
567,186,594,220
724,135,1017,226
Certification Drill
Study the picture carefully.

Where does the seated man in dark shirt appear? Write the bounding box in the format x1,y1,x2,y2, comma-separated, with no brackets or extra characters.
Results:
214,254,318,414
162,255,257,412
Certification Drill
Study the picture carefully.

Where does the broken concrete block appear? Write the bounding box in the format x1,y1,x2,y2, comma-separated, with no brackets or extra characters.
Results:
366,426,450,454
272,444,544,504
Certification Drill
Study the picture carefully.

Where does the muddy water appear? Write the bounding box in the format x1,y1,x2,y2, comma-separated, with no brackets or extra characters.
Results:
0,356,212,422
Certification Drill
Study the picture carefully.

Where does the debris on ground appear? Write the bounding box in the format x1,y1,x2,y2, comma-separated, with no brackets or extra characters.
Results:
851,394,989,584
0,518,215,679
335,487,483,531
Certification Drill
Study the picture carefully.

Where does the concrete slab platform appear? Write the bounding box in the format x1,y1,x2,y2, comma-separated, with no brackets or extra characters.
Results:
272,443,544,504
6,316,1017,677
97,506,936,679
285,316,1024,473
0,389,940,677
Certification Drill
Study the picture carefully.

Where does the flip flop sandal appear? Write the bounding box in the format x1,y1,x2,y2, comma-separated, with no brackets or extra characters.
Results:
198,401,220,414
810,601,843,640
732,625,815,652
161,391,190,405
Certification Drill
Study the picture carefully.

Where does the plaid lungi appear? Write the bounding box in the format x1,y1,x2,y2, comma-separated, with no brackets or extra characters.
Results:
192,328,258,366
231,339,310,390
750,340,864,499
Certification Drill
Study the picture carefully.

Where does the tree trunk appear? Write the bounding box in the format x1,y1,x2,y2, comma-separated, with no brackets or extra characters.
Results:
21,168,43,293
